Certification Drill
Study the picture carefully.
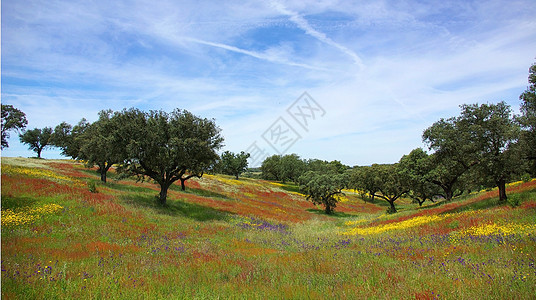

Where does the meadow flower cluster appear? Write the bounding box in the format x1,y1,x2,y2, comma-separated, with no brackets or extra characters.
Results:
3,165,83,185
1,204,64,227
235,217,288,233
343,219,369,226
333,193,348,203
342,215,446,236
453,222,536,238
341,211,477,236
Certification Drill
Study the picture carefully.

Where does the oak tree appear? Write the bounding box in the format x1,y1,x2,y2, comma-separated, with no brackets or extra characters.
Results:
518,62,536,175
457,102,522,202
19,127,53,158
219,151,250,179
77,110,128,183
423,117,478,201
1,104,27,149
299,171,348,214
118,108,223,205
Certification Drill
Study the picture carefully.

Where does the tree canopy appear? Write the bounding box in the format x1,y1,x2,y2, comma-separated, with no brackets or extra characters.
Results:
299,171,348,214
117,108,224,205
19,127,53,159
519,62,536,175
51,119,90,159
1,104,27,149
219,151,250,179
77,110,128,183
457,102,522,202
422,116,478,201
363,164,410,213
348,165,381,203
261,155,348,183
398,148,441,206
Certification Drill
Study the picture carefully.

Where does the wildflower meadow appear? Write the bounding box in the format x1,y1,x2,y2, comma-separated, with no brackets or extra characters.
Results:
1,157,536,299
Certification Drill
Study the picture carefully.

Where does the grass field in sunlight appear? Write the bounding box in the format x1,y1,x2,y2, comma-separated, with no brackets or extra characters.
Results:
2,157,535,299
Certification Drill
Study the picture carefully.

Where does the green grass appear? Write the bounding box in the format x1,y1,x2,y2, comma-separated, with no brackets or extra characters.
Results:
2,158,536,299
305,208,357,218
274,182,301,194
120,193,231,222
170,185,234,201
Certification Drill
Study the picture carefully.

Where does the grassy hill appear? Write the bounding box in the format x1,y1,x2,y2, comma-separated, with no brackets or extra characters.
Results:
2,157,536,299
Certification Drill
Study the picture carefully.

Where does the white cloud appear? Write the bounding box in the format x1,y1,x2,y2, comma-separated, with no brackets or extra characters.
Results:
2,0,535,164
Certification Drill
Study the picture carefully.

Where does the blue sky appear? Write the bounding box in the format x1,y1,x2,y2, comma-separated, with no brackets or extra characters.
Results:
2,0,536,166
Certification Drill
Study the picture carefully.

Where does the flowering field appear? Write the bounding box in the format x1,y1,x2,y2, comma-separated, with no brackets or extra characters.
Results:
2,157,536,299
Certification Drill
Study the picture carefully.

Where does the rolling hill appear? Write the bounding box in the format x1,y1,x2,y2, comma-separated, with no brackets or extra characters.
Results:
2,157,535,299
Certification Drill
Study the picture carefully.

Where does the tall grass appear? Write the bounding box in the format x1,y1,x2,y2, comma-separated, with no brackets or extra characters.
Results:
2,158,535,299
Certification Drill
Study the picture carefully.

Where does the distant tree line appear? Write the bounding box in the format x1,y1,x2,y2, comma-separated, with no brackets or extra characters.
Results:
266,62,536,214
2,62,535,212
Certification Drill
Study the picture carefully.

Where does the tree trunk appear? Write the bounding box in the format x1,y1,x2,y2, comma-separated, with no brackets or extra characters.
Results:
235,174,239,180
100,170,107,183
159,183,169,205
388,200,397,213
180,178,186,191
36,148,42,159
99,165,107,183
497,179,507,203
444,187,454,201
98,163,113,183
325,205,333,215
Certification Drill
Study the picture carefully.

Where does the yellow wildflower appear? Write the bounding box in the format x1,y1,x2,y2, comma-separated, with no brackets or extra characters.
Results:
1,204,64,227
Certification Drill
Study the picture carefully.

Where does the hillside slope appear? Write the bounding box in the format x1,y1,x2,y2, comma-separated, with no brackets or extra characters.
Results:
2,158,536,299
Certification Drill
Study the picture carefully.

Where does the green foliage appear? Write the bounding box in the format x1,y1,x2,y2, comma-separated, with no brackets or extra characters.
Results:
1,104,27,149
521,173,532,182
219,151,250,179
457,102,522,202
373,164,410,213
261,155,348,183
50,119,90,159
260,154,282,181
306,158,348,174
351,164,410,213
518,62,536,175
280,154,307,183
19,127,53,158
398,148,442,206
348,165,381,202
117,108,224,205
423,116,477,200
87,181,98,193
77,110,128,183
299,171,348,214
261,154,306,183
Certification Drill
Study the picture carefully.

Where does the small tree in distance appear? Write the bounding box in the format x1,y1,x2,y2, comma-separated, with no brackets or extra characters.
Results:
299,171,348,214
219,151,250,179
19,127,53,159
351,164,409,213
349,165,381,203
